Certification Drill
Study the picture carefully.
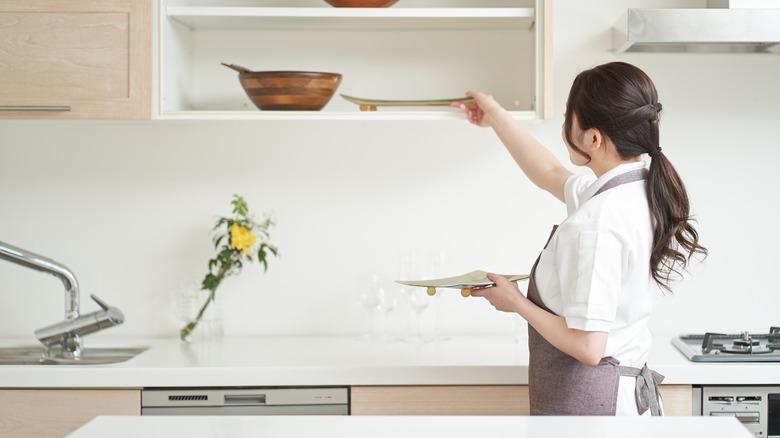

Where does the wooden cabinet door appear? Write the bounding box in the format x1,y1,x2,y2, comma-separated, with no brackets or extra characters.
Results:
0,389,140,436
351,386,530,416
0,0,151,120
659,384,693,416
351,385,692,416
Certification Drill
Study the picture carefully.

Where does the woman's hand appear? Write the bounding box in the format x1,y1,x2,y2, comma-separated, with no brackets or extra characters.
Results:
474,273,608,367
451,90,505,128
470,272,527,313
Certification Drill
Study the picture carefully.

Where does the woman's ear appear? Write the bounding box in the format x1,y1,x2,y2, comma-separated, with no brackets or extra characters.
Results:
583,128,606,153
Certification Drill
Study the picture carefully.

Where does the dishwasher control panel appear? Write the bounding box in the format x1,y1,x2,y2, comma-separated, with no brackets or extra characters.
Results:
142,386,349,416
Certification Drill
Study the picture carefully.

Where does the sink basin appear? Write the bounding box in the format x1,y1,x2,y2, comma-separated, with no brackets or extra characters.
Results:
0,345,148,365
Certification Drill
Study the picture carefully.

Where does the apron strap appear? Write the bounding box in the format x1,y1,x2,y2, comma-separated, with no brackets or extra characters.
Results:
619,364,666,416
591,168,648,199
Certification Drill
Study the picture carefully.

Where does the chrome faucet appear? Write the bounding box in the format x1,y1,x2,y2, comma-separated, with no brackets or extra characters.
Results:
0,240,124,358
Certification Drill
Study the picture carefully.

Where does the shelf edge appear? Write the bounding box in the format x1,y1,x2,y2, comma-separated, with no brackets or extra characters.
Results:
154,110,539,122
166,7,536,19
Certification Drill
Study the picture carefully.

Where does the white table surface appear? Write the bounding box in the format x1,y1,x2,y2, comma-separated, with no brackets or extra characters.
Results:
68,415,754,438
1,333,779,387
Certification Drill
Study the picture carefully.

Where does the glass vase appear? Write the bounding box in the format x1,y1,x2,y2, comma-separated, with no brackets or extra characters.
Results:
177,283,224,343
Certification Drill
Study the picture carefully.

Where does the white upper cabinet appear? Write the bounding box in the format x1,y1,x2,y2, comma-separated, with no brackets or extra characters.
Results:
158,0,552,120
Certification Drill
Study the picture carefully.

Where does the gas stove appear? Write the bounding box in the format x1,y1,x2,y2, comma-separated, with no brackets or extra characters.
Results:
672,327,780,362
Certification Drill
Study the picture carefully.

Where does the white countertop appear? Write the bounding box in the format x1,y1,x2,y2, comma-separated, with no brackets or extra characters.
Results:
69,415,753,438
1,333,779,388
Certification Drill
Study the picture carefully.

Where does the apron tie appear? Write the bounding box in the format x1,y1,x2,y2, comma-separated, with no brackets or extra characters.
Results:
619,364,665,416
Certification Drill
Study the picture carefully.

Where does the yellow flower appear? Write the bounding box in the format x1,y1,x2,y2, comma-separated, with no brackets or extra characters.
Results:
229,223,256,256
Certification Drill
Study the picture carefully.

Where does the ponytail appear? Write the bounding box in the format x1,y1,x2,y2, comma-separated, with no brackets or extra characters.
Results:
646,151,707,292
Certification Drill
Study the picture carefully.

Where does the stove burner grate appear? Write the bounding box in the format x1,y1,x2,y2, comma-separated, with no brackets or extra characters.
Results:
701,327,780,355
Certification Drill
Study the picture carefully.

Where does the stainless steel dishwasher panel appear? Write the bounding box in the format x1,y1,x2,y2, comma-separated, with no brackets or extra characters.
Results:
141,387,349,415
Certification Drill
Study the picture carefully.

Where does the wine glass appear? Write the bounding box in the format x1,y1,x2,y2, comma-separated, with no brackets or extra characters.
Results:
356,274,380,341
425,252,451,341
399,251,439,343
406,287,431,343
375,279,399,343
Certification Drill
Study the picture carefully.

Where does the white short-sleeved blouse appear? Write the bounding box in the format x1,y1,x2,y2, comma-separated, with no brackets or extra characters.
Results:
532,161,658,416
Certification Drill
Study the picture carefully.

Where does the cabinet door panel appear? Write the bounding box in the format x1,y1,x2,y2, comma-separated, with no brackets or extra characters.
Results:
352,385,692,416
659,384,693,416
0,12,129,100
351,386,530,415
0,0,151,120
0,389,140,436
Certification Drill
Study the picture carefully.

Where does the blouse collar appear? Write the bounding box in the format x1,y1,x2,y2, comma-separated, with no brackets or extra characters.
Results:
579,161,648,204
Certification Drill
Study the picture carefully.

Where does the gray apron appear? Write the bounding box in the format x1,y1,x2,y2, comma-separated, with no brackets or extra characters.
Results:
527,168,665,416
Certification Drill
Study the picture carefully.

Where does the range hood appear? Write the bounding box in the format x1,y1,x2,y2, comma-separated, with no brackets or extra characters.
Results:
613,0,780,53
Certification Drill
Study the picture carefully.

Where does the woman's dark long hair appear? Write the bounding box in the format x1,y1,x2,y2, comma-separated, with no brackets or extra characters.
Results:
563,62,707,292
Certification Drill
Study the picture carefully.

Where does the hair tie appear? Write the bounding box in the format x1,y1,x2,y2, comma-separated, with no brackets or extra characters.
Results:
648,147,662,158
653,102,663,112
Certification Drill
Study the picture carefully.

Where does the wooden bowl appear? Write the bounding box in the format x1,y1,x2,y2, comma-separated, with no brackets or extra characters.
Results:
223,65,342,111
323,0,399,7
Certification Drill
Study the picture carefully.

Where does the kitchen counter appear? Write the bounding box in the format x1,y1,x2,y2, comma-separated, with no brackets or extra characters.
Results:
69,415,753,438
1,333,778,388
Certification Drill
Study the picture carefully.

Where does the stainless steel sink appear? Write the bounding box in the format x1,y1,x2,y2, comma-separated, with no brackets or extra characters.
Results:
0,345,148,365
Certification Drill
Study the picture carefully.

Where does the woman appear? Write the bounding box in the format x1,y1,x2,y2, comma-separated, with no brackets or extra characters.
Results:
455,62,707,416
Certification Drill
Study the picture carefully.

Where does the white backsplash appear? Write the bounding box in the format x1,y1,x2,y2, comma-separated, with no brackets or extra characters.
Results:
1,0,779,341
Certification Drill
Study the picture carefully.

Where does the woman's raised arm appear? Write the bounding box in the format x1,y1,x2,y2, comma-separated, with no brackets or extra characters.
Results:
454,90,572,202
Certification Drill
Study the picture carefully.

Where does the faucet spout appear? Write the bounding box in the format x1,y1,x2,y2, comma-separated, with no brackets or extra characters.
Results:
35,294,125,356
0,240,79,320
0,240,124,357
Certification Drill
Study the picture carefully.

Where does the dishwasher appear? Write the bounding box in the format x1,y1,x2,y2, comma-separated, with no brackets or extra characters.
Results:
141,387,349,415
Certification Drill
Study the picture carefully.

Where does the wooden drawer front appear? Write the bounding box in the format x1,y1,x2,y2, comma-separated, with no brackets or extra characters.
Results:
351,386,530,416
0,389,140,437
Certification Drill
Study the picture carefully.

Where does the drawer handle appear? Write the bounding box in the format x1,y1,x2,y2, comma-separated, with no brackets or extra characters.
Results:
735,412,760,423
0,105,71,112
224,394,266,405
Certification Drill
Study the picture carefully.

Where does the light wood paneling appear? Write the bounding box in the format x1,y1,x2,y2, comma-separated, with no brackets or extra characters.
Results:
659,385,693,416
352,384,693,416
351,386,530,416
540,0,554,120
0,389,140,437
0,0,151,120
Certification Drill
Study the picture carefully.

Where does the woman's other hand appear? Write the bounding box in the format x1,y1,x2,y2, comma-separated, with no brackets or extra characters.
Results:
452,90,505,128
470,272,525,313
474,273,608,366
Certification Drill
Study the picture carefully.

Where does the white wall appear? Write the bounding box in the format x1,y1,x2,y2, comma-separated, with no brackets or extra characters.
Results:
2,0,779,342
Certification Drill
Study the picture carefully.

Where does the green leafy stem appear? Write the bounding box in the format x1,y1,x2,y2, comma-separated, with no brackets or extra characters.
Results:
179,195,277,342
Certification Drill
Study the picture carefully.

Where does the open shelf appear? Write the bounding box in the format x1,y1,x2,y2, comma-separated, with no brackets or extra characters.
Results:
157,1,551,121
